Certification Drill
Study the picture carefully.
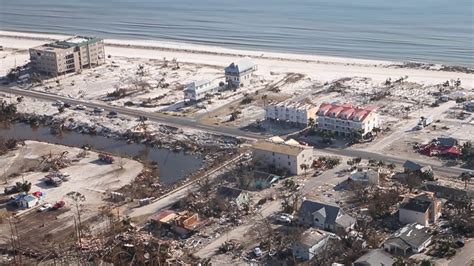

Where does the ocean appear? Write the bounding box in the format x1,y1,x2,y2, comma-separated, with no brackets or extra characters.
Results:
0,0,472,66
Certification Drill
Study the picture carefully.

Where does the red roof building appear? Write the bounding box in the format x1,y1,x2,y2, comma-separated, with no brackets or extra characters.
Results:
316,103,380,136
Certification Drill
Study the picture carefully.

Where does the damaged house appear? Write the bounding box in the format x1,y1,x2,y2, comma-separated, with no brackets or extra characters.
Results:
399,192,442,226
298,199,356,233
151,210,206,238
292,228,336,261
216,186,251,208
383,223,432,256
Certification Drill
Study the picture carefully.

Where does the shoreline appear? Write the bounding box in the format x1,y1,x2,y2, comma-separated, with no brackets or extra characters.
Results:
1,30,473,88
0,30,415,67
1,29,473,69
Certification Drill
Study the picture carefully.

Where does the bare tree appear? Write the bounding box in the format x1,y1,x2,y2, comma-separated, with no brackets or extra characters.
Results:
66,191,86,244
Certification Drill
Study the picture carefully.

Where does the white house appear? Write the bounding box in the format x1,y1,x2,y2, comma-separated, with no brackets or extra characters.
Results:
252,138,313,175
183,79,218,102
399,192,442,226
265,101,318,127
316,103,380,137
292,228,334,261
383,223,432,256
225,57,257,88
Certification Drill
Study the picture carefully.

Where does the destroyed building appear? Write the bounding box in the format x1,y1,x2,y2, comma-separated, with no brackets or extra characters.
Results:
151,210,205,238
216,186,251,208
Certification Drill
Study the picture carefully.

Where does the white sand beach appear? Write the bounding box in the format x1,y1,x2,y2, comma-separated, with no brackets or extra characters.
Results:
1,30,472,88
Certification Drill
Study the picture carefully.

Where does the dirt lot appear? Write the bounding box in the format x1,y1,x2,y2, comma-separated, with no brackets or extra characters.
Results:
0,141,143,247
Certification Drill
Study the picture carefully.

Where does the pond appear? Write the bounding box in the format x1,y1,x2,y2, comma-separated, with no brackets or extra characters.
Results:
0,123,203,185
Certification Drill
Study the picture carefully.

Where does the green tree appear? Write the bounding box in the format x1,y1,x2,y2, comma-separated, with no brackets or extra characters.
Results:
300,164,309,177
15,181,32,193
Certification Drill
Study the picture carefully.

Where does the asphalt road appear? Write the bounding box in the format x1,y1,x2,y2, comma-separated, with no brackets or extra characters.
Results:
0,86,265,140
0,86,470,178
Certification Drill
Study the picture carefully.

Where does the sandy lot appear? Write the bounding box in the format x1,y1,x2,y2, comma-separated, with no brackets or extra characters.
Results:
0,140,143,245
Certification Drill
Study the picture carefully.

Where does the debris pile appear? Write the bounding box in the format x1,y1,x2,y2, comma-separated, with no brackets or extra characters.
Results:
38,151,71,171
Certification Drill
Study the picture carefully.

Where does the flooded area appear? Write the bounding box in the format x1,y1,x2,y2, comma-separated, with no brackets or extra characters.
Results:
0,123,203,185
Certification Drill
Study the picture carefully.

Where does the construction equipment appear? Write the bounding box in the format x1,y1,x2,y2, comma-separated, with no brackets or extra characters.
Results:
98,153,115,164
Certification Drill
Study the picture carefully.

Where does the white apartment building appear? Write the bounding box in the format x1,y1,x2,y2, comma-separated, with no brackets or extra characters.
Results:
265,101,318,127
225,57,257,88
316,103,380,137
183,79,217,102
252,137,313,175
29,36,105,76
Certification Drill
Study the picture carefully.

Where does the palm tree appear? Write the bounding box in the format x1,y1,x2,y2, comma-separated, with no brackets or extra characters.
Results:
460,172,471,190
300,164,309,177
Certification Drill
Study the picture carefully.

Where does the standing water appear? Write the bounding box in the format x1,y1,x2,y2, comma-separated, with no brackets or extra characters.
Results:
0,123,203,185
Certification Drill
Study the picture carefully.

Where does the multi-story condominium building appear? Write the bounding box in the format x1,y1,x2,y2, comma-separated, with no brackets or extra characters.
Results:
316,103,380,137
29,36,105,76
252,137,313,175
265,101,318,127
183,79,217,102
225,57,257,88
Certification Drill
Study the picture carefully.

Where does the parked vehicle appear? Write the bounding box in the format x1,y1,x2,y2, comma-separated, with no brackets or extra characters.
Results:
94,107,105,113
98,153,115,164
4,186,19,195
274,213,294,224
52,200,65,210
253,247,262,257
107,111,118,118
75,104,87,110
53,100,64,107
38,203,53,212
416,115,433,130
139,197,152,206
45,176,62,186
313,170,323,177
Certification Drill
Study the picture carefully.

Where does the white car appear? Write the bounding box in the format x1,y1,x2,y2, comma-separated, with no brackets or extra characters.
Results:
75,104,87,110
274,213,293,224
253,247,262,257
38,203,53,212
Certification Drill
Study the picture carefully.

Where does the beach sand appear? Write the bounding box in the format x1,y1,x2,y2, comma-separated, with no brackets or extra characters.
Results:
0,30,473,88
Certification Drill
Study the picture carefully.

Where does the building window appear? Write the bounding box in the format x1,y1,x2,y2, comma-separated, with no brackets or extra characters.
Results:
272,152,275,156
288,162,291,166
